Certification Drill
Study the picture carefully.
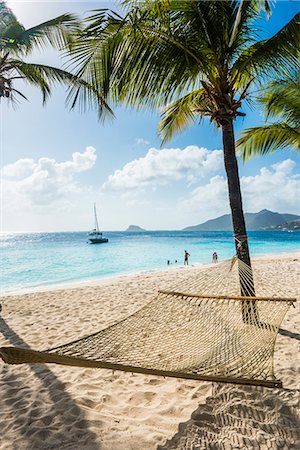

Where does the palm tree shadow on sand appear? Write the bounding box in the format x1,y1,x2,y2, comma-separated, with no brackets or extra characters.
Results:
0,317,101,450
157,383,300,449
279,328,300,341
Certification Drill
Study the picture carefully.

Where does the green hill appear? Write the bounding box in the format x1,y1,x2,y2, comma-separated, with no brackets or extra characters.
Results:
183,210,300,231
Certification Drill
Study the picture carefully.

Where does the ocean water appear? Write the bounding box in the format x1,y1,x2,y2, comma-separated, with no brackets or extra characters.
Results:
1,230,299,294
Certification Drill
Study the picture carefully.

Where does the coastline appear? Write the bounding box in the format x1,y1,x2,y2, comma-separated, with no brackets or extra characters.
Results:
1,249,299,297
0,251,299,449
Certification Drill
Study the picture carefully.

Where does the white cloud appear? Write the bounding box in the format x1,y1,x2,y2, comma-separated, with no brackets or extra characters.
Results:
1,146,97,210
102,145,223,192
181,175,229,217
271,159,295,174
136,138,150,146
180,158,300,222
2,158,36,179
241,159,300,212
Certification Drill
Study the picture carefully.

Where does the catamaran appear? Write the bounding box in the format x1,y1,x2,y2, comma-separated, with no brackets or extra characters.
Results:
88,203,108,244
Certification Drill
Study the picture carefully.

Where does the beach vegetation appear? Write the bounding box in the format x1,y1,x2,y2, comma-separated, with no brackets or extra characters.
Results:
66,0,299,295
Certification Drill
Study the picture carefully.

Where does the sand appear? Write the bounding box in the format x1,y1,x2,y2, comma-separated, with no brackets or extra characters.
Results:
0,253,299,450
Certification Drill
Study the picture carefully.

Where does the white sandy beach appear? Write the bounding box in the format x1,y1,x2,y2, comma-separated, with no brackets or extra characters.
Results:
0,253,299,450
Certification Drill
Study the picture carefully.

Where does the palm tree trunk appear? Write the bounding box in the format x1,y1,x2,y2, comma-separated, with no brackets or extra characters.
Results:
221,120,258,323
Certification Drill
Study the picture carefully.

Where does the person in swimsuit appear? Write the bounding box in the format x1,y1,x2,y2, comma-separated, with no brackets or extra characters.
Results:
184,250,190,265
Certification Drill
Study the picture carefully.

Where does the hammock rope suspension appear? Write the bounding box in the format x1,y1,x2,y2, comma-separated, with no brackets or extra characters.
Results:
233,234,249,252
0,258,295,388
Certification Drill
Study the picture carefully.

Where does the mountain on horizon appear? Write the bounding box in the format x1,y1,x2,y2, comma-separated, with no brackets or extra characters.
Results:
183,209,300,231
125,225,146,232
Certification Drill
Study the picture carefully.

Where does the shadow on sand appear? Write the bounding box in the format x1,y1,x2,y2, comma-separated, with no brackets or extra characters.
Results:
0,316,101,450
158,383,300,449
279,327,300,341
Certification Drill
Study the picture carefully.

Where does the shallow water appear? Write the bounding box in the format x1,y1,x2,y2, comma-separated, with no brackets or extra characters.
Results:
1,230,299,293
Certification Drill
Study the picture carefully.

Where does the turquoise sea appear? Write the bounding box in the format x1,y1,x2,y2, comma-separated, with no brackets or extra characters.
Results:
1,230,299,294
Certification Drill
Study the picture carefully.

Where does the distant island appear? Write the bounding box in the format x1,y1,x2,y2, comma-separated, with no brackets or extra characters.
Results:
125,225,146,232
183,209,300,231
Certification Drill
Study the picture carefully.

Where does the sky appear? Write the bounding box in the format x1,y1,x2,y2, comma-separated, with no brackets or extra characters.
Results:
1,0,300,232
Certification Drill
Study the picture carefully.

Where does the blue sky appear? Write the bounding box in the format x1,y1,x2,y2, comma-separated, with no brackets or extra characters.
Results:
1,0,299,232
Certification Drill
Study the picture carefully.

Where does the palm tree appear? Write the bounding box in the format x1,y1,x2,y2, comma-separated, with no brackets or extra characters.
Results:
0,2,112,116
68,1,299,299
237,75,300,159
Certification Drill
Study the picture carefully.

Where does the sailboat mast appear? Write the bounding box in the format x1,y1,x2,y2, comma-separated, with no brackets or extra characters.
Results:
94,203,100,232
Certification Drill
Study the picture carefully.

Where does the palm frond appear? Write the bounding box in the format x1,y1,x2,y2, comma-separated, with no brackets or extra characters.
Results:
7,60,113,116
67,5,215,114
237,123,300,160
0,3,109,115
232,12,300,89
65,77,114,121
159,88,212,144
10,61,54,103
3,14,79,55
0,2,25,49
258,77,300,125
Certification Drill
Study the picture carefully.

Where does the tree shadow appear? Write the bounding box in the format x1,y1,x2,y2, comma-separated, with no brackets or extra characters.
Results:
157,383,300,449
0,316,101,450
279,328,300,341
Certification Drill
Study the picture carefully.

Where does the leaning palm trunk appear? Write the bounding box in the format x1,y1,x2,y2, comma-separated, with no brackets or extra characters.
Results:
222,120,257,323
222,121,251,270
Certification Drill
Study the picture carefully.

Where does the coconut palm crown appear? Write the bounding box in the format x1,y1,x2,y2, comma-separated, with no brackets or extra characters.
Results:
68,0,299,296
0,2,112,116
237,75,300,159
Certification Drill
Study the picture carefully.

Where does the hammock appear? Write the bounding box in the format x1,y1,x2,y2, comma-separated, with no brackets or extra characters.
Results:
0,258,295,388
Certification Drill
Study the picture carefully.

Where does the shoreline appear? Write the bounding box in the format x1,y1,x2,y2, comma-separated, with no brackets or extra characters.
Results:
1,249,299,297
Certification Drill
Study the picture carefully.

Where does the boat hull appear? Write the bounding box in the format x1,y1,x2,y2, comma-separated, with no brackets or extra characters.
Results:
89,238,109,244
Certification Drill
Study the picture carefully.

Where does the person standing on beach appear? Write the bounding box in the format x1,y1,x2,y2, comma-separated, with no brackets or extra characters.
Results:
184,250,190,265
212,252,218,263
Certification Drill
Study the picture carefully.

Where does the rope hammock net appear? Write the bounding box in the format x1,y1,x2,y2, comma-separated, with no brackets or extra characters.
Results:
0,257,296,388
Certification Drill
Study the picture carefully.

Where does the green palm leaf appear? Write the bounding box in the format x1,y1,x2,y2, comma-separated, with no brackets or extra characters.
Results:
237,74,300,159
237,124,300,159
0,2,25,44
13,14,79,54
0,2,111,115
0,4,78,54
159,89,214,143
232,12,300,90
258,78,300,124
